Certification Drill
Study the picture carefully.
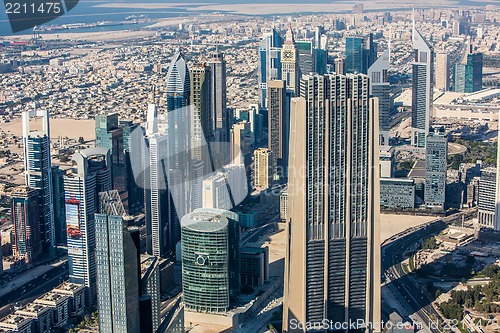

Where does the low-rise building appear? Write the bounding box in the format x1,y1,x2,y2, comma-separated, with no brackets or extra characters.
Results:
34,292,70,328
0,314,33,333
380,178,415,209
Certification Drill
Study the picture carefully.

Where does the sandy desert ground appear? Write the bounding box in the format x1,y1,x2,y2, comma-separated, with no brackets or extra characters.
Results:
0,117,96,140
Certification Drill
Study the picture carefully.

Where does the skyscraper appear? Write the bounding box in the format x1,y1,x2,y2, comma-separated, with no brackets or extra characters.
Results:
181,208,240,313
95,114,144,215
120,119,144,214
140,256,161,332
190,63,212,160
64,147,112,306
258,28,284,109
411,25,434,147
51,166,66,246
95,190,140,333
425,128,448,210
253,148,272,190
368,49,391,146
478,168,497,229
22,107,55,253
453,43,483,93
281,27,299,95
10,186,42,263
230,121,251,166
345,33,376,74
208,47,229,143
435,52,450,91
146,133,178,257
165,51,192,234
283,74,380,332
296,40,314,75
267,79,290,179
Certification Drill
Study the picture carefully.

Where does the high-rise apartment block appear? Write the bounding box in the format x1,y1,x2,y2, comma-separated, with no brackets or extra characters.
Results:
11,186,42,263
254,148,273,190
435,52,450,91
283,73,380,332
267,79,290,179
64,147,112,305
208,47,229,143
23,107,55,253
258,28,283,109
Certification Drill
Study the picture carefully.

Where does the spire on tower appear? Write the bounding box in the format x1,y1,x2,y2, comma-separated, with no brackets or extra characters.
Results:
284,26,295,45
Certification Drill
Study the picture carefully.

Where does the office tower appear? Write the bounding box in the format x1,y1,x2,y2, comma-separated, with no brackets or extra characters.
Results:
230,121,251,165
283,74,380,332
435,52,450,91
95,114,143,215
202,165,247,211
478,168,498,229
146,133,178,257
296,40,314,75
11,186,42,263
181,208,240,313
237,104,261,146
140,256,161,332
120,119,144,214
281,27,299,95
334,57,345,75
345,33,376,74
51,166,66,246
208,47,229,143
190,63,212,160
64,147,111,306
267,80,290,179
254,148,273,190
258,28,283,109
368,49,391,146
425,127,448,210
315,48,328,75
166,51,191,168
166,51,192,229
22,107,54,253
453,43,483,93
95,191,140,333
411,25,434,148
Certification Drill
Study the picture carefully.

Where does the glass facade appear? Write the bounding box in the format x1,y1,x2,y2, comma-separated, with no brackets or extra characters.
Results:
181,209,239,313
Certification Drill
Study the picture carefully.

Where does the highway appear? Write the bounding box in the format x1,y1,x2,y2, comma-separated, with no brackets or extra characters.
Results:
382,211,476,332
0,263,68,316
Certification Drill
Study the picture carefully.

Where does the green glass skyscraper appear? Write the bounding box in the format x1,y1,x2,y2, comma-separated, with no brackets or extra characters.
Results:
181,208,240,313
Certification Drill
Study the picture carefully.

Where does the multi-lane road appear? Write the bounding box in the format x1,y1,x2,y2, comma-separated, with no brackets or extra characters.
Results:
382,211,476,332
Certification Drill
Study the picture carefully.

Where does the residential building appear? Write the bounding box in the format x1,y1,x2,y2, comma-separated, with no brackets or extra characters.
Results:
254,148,273,190
283,74,380,332
64,147,112,306
22,106,55,253
267,80,290,179
11,186,42,263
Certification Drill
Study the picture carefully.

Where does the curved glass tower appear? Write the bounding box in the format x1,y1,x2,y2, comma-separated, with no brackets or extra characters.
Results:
181,208,239,313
